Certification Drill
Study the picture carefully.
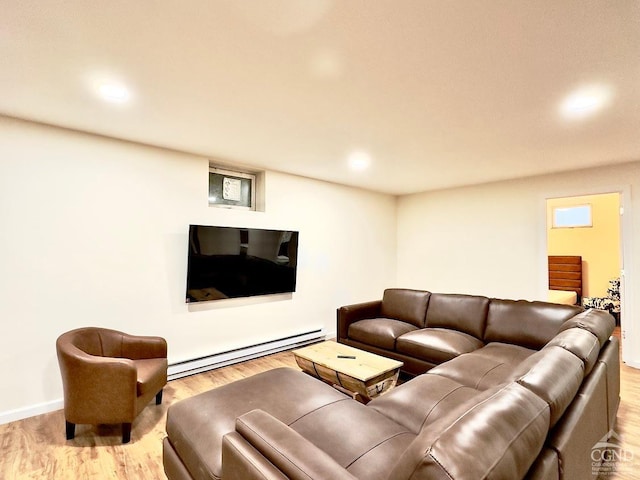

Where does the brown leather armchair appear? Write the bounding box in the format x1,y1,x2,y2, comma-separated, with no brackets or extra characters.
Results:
56,327,168,443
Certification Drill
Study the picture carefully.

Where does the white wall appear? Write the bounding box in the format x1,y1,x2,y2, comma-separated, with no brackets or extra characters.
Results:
397,161,639,366
4,113,636,421
0,116,397,419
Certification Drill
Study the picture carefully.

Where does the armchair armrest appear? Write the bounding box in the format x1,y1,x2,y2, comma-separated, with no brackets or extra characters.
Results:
227,409,357,480
58,349,137,423
337,300,382,342
121,333,167,360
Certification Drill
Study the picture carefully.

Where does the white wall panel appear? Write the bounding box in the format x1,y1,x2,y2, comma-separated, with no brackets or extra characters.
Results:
0,116,397,418
397,162,639,366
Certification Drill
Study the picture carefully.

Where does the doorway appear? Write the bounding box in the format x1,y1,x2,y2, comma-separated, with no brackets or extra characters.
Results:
545,192,623,341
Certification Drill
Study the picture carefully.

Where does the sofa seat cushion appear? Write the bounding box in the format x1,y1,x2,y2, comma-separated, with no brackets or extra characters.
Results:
165,368,348,480
388,382,550,480
472,342,536,364
426,342,536,390
428,353,514,391
396,328,484,364
348,318,418,350
368,373,480,434
134,358,168,397
290,397,415,480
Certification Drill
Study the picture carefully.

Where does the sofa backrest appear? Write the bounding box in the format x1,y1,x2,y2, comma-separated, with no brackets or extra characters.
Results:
510,345,585,427
387,382,550,480
558,308,615,347
381,288,430,328
424,293,489,339
544,327,600,375
484,299,583,349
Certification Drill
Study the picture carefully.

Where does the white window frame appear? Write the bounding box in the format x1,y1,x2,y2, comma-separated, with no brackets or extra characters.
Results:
552,204,592,228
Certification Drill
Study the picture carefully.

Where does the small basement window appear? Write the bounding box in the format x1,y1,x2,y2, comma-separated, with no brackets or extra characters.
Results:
552,204,592,228
208,166,256,210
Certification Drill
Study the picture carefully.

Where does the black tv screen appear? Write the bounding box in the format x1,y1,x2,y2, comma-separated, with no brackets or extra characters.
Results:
186,225,299,302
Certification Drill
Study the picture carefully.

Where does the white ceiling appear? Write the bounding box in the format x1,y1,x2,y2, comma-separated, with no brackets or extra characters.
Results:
2,1,639,195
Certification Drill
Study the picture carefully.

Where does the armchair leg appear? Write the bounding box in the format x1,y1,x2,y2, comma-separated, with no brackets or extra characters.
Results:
122,423,132,443
155,389,163,405
65,421,75,440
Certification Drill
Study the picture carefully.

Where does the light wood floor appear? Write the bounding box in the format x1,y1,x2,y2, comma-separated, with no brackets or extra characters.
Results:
0,352,299,479
1,335,639,480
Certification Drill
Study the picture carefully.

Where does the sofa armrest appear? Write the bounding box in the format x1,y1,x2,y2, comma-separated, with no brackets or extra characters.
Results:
337,300,382,342
222,432,289,480
230,409,357,480
121,333,168,360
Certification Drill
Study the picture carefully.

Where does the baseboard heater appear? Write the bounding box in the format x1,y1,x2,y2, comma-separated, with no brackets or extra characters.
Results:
167,329,325,381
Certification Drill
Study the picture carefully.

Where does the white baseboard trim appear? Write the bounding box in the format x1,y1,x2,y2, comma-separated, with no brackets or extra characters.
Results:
0,399,64,426
167,328,326,380
623,358,640,370
0,329,326,425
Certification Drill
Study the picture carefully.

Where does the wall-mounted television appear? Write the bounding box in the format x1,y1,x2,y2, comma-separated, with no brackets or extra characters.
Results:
186,225,299,303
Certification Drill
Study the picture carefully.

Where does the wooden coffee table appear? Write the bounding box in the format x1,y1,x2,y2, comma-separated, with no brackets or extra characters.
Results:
292,341,403,403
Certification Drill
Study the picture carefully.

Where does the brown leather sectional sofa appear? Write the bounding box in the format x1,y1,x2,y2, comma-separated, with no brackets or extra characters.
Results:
163,288,619,480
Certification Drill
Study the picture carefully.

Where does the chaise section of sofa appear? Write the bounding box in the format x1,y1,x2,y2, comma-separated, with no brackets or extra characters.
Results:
164,367,416,480
164,368,349,480
164,288,618,480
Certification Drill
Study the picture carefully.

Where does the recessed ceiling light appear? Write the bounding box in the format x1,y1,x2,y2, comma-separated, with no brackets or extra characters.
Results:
560,85,613,119
97,82,131,103
347,151,371,171
309,50,343,79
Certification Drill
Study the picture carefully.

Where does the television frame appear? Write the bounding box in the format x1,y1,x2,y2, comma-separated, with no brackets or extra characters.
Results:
185,225,299,303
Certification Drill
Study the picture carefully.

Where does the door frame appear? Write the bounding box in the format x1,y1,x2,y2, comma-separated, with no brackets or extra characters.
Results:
540,184,634,366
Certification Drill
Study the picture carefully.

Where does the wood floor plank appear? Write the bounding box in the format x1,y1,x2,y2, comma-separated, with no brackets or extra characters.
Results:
0,335,638,480
0,351,298,480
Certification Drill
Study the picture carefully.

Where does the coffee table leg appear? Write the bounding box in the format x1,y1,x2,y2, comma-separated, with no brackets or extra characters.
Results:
331,384,371,404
